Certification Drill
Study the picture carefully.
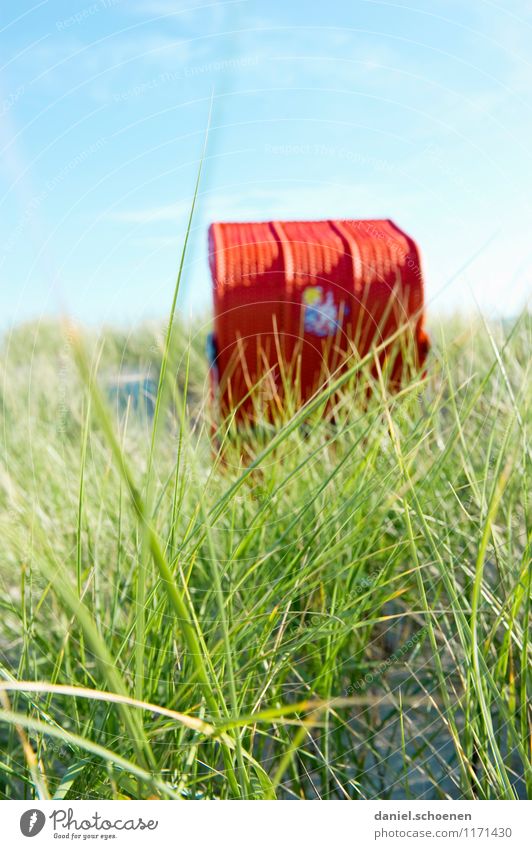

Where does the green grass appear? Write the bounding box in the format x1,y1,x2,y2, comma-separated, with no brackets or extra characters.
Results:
0,308,530,800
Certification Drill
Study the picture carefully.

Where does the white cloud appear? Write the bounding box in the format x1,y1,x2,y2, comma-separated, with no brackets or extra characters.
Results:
107,177,420,230
107,200,191,223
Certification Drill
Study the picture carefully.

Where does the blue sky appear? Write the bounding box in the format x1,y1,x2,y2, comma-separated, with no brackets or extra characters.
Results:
1,0,531,327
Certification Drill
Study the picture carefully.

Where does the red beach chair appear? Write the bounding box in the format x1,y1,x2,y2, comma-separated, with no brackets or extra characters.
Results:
208,219,429,423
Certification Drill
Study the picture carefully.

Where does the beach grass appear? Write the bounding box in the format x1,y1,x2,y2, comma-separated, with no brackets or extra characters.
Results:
0,302,529,800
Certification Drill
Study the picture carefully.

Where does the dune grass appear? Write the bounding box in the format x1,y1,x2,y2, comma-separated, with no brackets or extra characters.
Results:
0,305,529,800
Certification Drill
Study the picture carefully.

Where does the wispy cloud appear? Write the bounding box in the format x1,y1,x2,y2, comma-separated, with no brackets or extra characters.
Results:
107,200,191,223
108,179,418,228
